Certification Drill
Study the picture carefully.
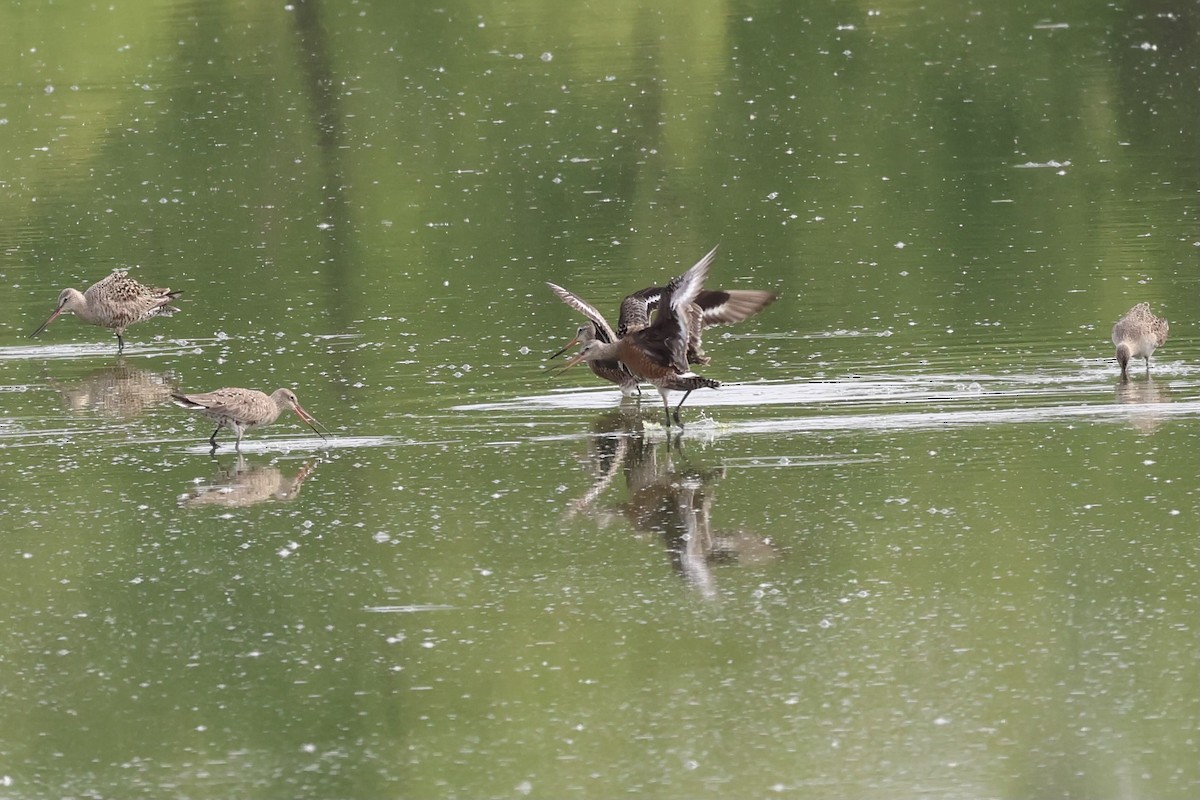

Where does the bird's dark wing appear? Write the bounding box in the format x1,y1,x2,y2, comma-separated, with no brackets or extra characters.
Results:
546,282,617,344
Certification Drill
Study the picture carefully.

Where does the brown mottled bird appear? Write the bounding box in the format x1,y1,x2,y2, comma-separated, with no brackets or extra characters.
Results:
30,269,182,352
172,387,328,452
1111,303,1169,380
554,246,767,428
549,272,777,397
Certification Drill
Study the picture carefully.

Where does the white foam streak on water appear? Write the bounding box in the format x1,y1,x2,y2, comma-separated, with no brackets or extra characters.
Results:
0,430,419,453
455,365,1200,414
363,604,457,613
450,363,1200,443
180,435,408,455
0,339,224,361
725,399,1200,435
722,454,887,468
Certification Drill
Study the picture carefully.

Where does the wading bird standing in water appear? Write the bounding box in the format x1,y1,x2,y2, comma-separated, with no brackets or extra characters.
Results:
1111,303,1168,380
551,246,766,429
172,387,329,453
29,269,182,353
548,272,776,397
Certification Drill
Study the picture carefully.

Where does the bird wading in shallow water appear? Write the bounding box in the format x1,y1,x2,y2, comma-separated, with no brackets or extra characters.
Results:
30,269,182,353
1111,303,1168,380
172,387,329,453
554,246,754,429
548,275,776,397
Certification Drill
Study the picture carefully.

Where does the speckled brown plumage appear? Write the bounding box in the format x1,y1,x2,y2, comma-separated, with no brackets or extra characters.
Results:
30,269,181,352
172,387,327,452
1111,303,1169,379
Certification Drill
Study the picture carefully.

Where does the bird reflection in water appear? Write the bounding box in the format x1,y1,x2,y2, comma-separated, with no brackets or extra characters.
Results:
569,410,779,597
49,362,178,418
181,456,320,508
1115,376,1171,435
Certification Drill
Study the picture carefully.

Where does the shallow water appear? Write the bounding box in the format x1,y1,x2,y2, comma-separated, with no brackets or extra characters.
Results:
1,0,1198,798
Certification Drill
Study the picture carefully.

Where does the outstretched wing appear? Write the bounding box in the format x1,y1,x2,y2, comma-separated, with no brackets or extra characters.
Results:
546,282,618,344
652,246,718,373
696,289,777,326
683,288,779,364
665,245,718,320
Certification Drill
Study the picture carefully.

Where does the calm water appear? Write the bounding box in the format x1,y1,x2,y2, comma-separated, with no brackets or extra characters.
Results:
1,1,1197,798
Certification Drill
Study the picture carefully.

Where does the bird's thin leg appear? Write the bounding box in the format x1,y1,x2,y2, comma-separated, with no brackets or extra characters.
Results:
209,422,224,452
659,392,673,429
672,390,694,428
116,332,125,353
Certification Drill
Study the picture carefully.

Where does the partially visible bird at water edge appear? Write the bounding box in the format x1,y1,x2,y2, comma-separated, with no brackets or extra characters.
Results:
29,269,182,353
548,260,776,396
552,245,765,429
1111,302,1168,380
171,387,329,453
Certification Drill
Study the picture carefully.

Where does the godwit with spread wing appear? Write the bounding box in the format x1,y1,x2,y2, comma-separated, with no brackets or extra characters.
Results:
30,269,182,353
547,245,772,395
1111,303,1169,380
548,272,776,396
172,387,328,452
555,246,728,428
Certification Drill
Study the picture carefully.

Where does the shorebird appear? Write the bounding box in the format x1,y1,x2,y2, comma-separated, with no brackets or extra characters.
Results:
1111,302,1169,380
554,246,730,429
30,269,182,353
549,276,777,396
172,387,329,453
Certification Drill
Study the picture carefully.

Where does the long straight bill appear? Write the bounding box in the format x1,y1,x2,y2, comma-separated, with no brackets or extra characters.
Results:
292,404,331,440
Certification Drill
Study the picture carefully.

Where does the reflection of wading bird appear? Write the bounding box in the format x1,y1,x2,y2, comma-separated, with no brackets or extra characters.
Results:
1114,377,1171,435
565,408,643,517
624,454,731,599
182,456,320,508
30,270,182,353
50,364,177,418
566,415,780,597
172,387,328,453
1111,302,1168,380
549,246,776,427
